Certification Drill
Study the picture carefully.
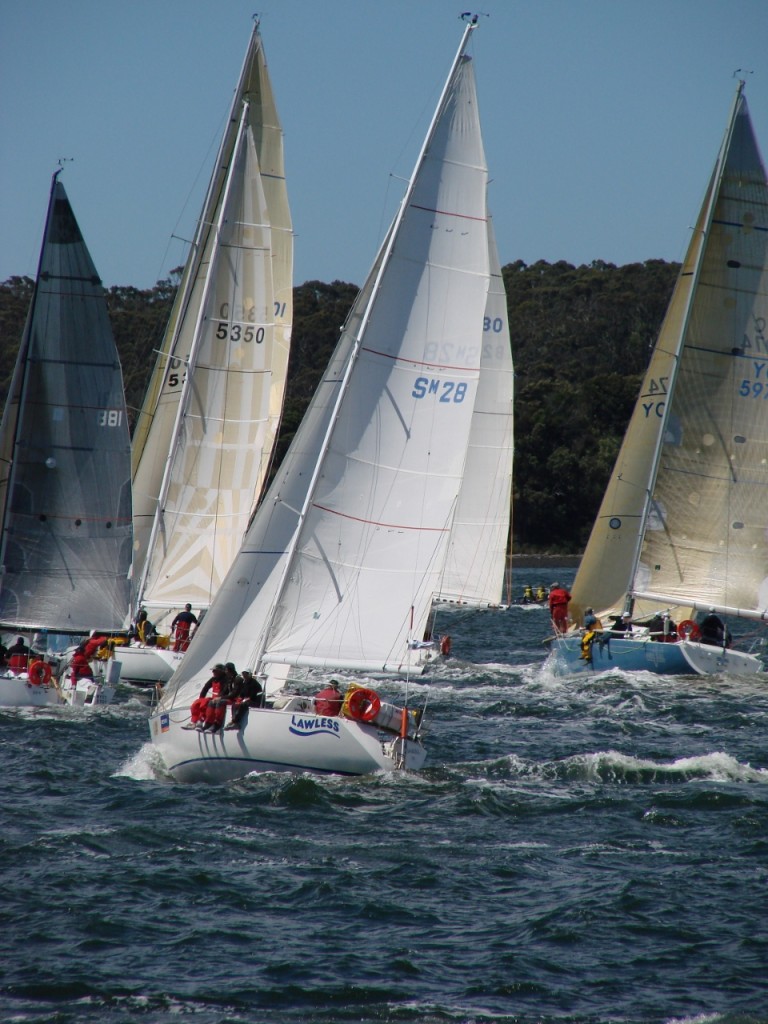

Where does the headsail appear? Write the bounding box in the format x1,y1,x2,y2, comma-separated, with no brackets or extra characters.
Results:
130,19,292,622
434,215,514,607
570,83,768,627
0,174,132,632
162,19,491,705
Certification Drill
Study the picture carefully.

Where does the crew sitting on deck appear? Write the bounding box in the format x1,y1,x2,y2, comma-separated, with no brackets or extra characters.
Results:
7,636,31,671
647,610,677,642
699,608,731,647
314,680,344,716
225,670,264,730
610,613,633,637
522,584,534,604
183,663,230,732
583,607,603,631
69,643,95,686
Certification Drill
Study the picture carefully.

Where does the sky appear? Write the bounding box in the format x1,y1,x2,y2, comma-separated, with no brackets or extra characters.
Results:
1,0,767,291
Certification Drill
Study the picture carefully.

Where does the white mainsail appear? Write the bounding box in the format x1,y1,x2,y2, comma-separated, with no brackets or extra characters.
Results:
435,215,514,607
570,82,768,629
161,21,491,709
130,19,292,623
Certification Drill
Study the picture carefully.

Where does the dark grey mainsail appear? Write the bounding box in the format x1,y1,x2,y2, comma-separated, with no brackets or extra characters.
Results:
0,172,132,632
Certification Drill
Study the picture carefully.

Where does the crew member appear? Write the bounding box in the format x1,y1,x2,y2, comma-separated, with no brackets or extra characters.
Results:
225,670,264,730
183,664,229,731
171,604,198,652
314,680,344,716
548,582,572,634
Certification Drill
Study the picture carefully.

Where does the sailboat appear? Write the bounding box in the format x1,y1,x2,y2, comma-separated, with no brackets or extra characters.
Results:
432,216,514,611
550,82,768,677
121,18,293,686
149,16,492,782
0,171,132,707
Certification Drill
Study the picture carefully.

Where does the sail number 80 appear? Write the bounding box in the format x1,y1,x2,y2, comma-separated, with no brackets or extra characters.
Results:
215,321,265,344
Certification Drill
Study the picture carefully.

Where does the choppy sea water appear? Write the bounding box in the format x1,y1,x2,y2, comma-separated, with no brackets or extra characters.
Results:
2,568,768,1024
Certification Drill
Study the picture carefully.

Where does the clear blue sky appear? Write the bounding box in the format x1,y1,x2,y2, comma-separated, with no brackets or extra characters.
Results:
2,0,767,290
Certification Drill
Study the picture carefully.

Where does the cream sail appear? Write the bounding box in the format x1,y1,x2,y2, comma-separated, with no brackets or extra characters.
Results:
434,216,513,608
552,82,768,676
150,16,492,781
130,18,292,629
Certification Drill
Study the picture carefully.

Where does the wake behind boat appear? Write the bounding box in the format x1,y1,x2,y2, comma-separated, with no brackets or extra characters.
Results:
150,15,494,781
550,81,768,677
0,171,132,707
125,17,293,686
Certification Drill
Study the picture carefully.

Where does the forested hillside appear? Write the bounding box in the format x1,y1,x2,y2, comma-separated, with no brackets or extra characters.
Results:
0,258,678,554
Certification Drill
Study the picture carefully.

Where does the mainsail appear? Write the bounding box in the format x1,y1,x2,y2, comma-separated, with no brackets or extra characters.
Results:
130,19,292,622
570,83,768,628
0,173,132,632
435,215,514,606
161,19,491,708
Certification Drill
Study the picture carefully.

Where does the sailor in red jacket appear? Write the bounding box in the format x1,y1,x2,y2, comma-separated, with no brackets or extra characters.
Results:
184,664,229,731
314,680,344,716
548,582,572,634
69,643,95,686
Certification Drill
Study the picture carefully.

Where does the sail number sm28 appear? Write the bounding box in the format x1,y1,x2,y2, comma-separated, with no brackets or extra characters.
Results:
412,378,468,402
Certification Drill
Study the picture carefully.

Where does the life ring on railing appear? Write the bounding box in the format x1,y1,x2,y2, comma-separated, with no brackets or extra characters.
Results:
440,635,452,656
28,660,52,686
677,619,701,641
343,686,382,722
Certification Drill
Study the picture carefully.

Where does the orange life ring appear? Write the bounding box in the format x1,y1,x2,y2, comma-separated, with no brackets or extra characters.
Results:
345,687,382,722
28,660,52,686
440,635,452,656
677,619,701,641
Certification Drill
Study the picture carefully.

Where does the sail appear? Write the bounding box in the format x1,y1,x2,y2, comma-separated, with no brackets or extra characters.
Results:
163,25,490,704
130,20,292,620
435,215,514,606
571,85,768,626
0,176,132,632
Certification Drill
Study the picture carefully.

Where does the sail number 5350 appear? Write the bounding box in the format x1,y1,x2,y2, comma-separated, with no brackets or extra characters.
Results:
215,322,265,343
412,378,468,402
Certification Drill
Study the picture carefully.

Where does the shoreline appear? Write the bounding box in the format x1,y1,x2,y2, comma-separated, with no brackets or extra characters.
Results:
511,554,581,568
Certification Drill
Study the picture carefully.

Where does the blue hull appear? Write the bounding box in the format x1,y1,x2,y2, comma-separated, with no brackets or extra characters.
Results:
549,634,764,677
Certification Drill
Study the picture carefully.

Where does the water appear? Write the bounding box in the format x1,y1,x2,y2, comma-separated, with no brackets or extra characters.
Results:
3,568,768,1024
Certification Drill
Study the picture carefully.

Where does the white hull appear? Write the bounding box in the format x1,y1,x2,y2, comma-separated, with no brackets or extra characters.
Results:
150,696,427,783
0,673,62,707
58,677,116,707
115,645,184,686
